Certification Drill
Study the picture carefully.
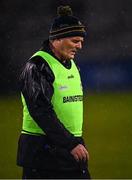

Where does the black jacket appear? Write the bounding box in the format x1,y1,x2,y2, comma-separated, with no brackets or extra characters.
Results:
17,40,87,170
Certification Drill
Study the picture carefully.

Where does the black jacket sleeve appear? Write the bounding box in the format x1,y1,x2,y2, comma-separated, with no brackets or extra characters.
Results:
20,56,80,151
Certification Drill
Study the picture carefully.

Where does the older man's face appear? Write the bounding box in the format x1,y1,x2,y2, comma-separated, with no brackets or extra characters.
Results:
53,36,84,61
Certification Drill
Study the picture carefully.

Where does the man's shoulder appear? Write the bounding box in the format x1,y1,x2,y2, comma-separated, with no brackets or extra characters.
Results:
29,55,45,68
27,53,54,81
24,54,50,72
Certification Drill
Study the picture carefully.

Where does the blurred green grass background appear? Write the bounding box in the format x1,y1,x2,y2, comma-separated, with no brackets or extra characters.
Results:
0,92,132,178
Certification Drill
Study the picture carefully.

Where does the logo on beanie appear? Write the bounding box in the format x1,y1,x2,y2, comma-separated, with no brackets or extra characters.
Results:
60,24,69,28
78,21,82,25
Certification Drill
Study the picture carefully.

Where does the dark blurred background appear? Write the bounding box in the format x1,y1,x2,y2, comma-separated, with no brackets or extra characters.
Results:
0,0,132,94
0,0,132,178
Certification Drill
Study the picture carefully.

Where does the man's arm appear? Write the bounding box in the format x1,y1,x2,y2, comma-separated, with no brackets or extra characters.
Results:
20,56,89,161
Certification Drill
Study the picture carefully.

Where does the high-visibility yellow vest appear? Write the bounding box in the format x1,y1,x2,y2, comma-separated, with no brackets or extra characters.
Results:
22,51,83,137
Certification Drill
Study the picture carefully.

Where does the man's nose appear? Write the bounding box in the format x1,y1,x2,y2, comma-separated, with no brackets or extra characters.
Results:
76,42,82,49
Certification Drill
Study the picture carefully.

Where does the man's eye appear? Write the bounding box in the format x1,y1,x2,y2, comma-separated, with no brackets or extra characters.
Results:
73,41,78,43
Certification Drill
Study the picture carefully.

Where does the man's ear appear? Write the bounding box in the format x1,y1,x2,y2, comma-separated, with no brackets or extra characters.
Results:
50,39,60,49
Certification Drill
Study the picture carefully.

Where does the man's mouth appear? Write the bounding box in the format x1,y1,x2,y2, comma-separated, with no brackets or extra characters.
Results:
71,50,77,54
71,52,75,55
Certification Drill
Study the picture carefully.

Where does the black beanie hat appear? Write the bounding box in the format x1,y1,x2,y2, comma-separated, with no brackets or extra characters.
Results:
49,6,86,40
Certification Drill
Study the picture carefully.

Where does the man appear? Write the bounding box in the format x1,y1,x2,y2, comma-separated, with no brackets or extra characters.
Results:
17,5,91,179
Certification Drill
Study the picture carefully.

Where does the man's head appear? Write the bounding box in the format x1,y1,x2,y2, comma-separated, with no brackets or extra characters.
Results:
50,36,84,60
49,6,86,61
